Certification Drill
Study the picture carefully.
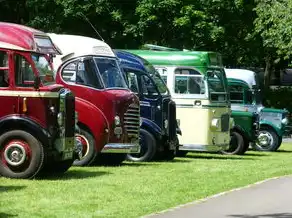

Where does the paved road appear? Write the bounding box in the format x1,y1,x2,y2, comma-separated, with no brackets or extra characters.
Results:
146,176,292,218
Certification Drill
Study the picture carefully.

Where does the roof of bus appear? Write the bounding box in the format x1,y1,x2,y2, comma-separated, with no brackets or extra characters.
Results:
224,68,256,88
0,22,60,54
48,33,116,70
124,49,222,67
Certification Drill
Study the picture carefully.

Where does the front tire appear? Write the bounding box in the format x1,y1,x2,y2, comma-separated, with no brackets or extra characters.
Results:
221,131,246,155
73,127,96,166
126,129,156,162
253,127,279,151
0,130,45,179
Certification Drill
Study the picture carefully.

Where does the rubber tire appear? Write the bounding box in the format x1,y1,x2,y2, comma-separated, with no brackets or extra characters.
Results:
253,127,279,151
95,153,127,166
275,136,283,150
126,129,156,162
73,127,96,166
221,131,246,155
0,130,45,179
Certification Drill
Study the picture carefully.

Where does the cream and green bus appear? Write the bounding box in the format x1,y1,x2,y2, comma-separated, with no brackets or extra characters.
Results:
127,46,232,155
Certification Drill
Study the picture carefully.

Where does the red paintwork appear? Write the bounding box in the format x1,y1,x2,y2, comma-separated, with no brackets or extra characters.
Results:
0,23,64,130
55,71,139,152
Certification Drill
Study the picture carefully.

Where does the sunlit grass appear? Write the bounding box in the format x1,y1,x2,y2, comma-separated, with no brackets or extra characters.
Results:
1,143,292,218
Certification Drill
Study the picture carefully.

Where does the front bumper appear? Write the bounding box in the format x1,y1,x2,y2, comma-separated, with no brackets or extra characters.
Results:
178,143,229,152
101,143,140,153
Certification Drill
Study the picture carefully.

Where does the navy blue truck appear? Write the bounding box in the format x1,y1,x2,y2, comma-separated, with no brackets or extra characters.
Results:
115,50,180,162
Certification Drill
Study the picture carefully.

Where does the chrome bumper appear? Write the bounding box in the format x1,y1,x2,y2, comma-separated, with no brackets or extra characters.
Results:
179,143,229,152
101,143,140,154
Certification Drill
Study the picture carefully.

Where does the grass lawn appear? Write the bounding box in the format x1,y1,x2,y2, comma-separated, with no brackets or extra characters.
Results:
1,143,292,218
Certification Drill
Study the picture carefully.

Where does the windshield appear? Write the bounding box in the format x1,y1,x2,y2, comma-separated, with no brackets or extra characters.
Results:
32,54,55,85
94,57,127,89
143,60,170,95
207,69,227,102
174,74,206,95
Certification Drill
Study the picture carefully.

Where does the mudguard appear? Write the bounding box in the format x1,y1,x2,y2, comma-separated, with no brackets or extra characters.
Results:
75,97,109,152
140,117,162,141
0,115,51,146
231,124,250,142
260,120,283,136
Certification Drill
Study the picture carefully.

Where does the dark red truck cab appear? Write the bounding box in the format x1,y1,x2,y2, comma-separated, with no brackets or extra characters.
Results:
49,34,140,166
0,22,77,179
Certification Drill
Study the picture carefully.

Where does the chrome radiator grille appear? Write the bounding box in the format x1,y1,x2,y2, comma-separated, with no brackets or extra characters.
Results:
124,104,140,136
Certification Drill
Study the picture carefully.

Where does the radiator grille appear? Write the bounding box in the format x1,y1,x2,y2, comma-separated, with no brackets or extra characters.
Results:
124,104,140,136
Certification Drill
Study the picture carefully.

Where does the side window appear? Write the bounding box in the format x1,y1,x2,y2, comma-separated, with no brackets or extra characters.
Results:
0,51,9,87
174,68,201,75
14,54,35,87
174,75,205,94
125,71,139,94
61,59,102,89
141,75,158,96
229,85,244,103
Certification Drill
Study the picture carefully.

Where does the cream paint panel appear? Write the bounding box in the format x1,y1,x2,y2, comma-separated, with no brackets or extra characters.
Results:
0,90,59,98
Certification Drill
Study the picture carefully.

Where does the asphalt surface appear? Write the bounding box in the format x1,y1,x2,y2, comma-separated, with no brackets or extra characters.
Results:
146,175,292,218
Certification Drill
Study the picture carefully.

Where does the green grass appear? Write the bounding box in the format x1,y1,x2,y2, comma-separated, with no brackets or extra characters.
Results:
1,143,292,218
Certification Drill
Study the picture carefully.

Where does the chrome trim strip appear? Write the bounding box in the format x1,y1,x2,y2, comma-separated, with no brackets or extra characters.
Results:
0,90,59,98
101,143,140,153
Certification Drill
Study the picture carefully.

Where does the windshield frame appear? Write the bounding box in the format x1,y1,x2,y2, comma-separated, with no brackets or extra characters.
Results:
31,52,56,86
206,67,228,103
93,56,128,90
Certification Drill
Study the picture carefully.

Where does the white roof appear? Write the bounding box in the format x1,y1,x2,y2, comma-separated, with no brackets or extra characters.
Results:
224,68,257,88
48,33,116,71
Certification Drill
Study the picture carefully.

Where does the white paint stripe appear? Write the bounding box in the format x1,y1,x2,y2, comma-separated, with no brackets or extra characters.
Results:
0,90,58,98
142,175,292,218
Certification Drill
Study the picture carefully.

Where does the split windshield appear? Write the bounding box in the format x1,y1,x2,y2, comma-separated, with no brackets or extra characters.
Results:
32,53,55,85
94,57,127,89
143,60,169,95
207,69,228,102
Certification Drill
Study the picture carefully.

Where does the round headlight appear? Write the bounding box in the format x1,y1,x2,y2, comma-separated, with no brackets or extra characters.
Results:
282,117,288,125
57,112,63,126
164,119,168,129
114,116,121,126
211,118,219,128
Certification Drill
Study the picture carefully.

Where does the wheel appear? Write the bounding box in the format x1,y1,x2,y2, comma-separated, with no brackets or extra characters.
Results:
73,127,96,166
0,130,45,179
126,129,156,162
253,127,279,151
95,153,127,166
221,131,246,155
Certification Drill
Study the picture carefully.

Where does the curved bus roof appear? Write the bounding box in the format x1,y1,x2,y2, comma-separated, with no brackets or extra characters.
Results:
0,22,61,54
224,68,257,89
125,50,223,69
48,33,116,71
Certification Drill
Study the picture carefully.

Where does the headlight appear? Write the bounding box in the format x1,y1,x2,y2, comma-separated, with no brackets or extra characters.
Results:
211,118,219,128
57,112,63,126
114,115,121,126
164,119,168,129
282,117,288,125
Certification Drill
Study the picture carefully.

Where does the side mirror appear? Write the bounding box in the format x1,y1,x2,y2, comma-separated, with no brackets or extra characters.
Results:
34,76,41,90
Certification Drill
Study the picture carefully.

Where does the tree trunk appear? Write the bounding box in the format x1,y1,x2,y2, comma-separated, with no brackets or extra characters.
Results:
264,55,272,86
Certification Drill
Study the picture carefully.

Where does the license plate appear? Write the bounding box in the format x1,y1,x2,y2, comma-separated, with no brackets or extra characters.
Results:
63,151,73,160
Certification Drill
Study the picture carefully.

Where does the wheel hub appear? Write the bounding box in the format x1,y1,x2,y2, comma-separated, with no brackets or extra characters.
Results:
257,131,273,147
4,142,27,166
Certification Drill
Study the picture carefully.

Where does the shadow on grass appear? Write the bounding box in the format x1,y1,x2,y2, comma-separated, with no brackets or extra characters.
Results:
0,213,18,218
0,185,26,192
228,213,292,218
244,152,268,157
39,170,111,181
275,149,292,153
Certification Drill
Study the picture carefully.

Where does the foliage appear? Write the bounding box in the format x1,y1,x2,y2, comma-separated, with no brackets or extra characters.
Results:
263,87,292,113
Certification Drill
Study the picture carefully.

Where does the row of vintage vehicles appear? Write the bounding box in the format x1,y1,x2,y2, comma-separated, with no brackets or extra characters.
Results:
0,22,290,179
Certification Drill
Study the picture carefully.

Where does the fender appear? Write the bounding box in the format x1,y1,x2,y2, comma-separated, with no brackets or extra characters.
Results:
75,97,109,152
231,124,251,142
0,115,51,147
259,120,283,136
140,117,162,141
